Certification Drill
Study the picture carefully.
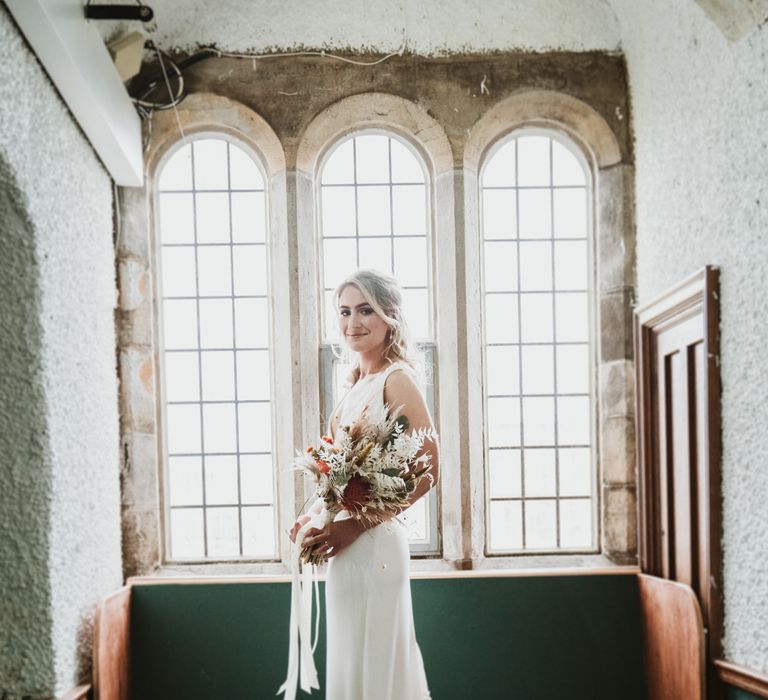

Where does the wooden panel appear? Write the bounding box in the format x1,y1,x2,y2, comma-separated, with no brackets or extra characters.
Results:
93,586,131,700
639,574,705,700
715,660,768,698
634,265,722,698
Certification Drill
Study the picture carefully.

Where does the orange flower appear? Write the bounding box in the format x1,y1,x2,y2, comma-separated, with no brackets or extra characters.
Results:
317,459,330,474
306,445,315,454
321,435,334,444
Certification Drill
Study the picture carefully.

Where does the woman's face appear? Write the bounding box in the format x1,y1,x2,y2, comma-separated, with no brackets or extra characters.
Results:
337,285,390,356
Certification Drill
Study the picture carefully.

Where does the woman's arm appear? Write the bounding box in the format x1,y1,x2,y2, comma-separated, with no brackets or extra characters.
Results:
380,367,440,513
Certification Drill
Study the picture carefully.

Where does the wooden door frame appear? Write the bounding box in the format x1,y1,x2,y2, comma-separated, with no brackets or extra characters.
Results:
633,265,723,681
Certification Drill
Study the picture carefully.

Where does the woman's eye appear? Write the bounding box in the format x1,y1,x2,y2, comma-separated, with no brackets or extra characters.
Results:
361,308,373,315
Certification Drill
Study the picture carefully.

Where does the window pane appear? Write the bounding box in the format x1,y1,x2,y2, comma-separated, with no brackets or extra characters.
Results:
557,396,591,445
559,448,592,497
323,238,357,290
354,134,390,183
555,292,588,342
487,397,520,447
556,345,590,395
488,449,521,498
234,298,269,348
168,456,203,506
229,145,264,190
161,246,196,297
207,507,240,557
200,351,235,401
392,185,427,236
390,138,424,183
242,506,276,557
520,294,553,343
193,139,229,190
401,496,427,542
482,132,594,555
518,189,551,239
554,240,588,290
170,508,204,559
553,189,587,239
324,290,339,342
523,448,556,497
166,404,201,454
231,192,266,243
205,455,239,505
393,237,428,287
484,294,519,344
232,245,267,296
482,140,516,188
321,187,356,237
163,300,198,349
489,500,523,551
521,345,554,395
358,238,392,273
203,403,237,453
236,350,271,401
159,193,194,244
158,136,276,563
199,299,234,348
401,288,430,339
517,135,550,187
524,499,557,548
518,241,552,291
195,192,230,243
485,345,520,396
238,403,272,453
159,144,192,191
522,396,555,446
197,245,232,297
240,454,274,504
164,351,200,402
357,186,391,236
484,242,518,292
322,139,354,185
560,499,592,548
482,189,517,239
552,140,586,187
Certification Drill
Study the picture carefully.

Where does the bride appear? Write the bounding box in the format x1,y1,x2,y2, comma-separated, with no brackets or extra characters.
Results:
290,268,439,700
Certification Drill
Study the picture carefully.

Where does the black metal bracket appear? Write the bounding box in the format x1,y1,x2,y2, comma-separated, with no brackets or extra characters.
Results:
85,4,154,22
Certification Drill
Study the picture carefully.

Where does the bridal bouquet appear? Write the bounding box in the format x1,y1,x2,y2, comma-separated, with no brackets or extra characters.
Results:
293,407,437,564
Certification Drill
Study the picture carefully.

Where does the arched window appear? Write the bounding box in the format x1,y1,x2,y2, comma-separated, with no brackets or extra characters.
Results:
480,130,597,554
155,135,277,562
317,130,438,554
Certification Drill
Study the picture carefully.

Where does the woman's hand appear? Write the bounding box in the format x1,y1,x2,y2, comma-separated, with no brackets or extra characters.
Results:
289,514,311,543
301,518,365,561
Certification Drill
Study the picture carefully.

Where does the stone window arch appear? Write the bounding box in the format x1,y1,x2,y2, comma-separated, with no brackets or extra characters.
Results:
464,89,636,567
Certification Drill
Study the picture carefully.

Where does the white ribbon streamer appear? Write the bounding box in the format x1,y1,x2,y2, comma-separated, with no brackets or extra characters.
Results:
277,509,333,699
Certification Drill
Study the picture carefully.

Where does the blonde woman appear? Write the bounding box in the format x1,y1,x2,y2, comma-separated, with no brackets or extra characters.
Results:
290,269,439,700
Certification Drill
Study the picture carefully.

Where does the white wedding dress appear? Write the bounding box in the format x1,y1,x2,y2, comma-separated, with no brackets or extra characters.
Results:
323,361,431,700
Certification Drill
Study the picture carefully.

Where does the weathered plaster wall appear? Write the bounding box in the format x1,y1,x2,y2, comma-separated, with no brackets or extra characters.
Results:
609,0,768,674
0,6,123,698
98,0,621,54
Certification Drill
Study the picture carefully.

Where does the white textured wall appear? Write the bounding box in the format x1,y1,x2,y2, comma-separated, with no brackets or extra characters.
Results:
609,0,768,674
0,6,123,698
98,0,621,53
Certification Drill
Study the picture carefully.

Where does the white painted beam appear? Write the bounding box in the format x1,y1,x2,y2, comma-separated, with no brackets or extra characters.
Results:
5,0,144,186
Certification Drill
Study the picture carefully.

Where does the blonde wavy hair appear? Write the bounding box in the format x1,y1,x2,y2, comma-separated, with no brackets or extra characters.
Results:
332,269,425,384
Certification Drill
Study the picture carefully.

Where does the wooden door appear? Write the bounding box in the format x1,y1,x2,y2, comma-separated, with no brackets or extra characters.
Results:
634,265,722,699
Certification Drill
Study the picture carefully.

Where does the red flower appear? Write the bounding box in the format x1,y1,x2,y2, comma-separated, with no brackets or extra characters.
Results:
342,474,372,514
317,459,330,475
321,435,334,444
